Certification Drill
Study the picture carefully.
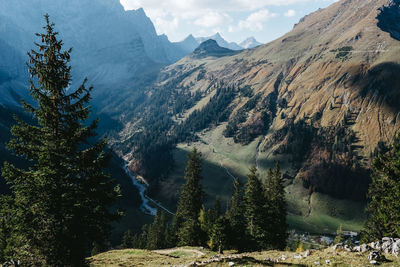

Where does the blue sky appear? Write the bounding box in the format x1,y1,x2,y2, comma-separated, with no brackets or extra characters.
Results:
120,0,338,44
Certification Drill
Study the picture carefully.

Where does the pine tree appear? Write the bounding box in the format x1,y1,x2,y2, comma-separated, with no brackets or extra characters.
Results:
1,15,120,266
198,206,211,246
173,148,204,246
210,216,229,254
244,166,269,250
364,134,400,240
209,197,222,225
334,224,345,244
121,230,134,249
146,211,169,249
226,179,247,252
265,163,288,250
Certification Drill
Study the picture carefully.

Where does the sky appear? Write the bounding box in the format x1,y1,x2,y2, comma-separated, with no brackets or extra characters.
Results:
120,0,338,44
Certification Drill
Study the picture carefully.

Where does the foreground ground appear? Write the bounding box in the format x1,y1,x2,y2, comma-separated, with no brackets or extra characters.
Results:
88,247,400,266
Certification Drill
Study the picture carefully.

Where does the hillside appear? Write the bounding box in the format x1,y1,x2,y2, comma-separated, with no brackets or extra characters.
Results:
88,246,400,266
115,0,400,233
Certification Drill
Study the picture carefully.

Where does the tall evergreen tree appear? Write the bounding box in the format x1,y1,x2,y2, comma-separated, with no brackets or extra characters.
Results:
226,179,247,251
1,15,120,266
364,134,400,240
209,196,222,226
173,148,204,246
146,211,169,250
198,206,211,246
264,163,287,250
209,216,229,254
244,166,269,250
121,230,135,249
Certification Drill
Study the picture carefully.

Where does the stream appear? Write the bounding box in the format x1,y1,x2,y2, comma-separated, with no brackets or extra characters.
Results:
123,164,174,216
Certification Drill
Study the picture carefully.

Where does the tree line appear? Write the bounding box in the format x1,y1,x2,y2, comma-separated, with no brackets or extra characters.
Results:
121,148,288,253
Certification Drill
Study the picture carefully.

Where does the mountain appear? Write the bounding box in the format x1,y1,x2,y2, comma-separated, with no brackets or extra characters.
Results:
196,33,243,50
115,0,400,233
192,39,238,59
240,37,263,49
0,0,193,108
175,34,200,54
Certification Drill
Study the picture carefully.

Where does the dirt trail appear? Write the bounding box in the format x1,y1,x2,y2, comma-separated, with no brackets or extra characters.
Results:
154,248,205,258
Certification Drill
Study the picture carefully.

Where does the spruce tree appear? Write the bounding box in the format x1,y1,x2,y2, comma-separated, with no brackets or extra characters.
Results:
210,216,229,254
173,148,204,246
364,134,400,240
334,224,345,244
226,179,246,251
209,197,222,225
244,166,269,250
121,230,134,249
1,15,120,266
265,163,288,250
198,206,211,246
146,211,169,249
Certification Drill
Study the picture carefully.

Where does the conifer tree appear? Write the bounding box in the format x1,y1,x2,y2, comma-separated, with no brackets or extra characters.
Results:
173,148,204,246
210,216,229,254
198,206,211,245
209,197,222,225
334,224,345,244
265,163,288,250
364,134,400,240
1,15,120,266
146,211,169,249
244,166,269,250
121,230,134,249
226,179,247,251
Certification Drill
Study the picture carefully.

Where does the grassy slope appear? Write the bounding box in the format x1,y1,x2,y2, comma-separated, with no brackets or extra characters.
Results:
88,247,400,266
160,124,366,234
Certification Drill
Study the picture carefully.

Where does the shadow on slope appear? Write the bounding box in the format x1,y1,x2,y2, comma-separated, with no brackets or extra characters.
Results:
377,0,400,41
351,62,400,111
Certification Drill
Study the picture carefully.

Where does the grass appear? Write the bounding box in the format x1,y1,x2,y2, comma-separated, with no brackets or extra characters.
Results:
88,247,400,266
163,124,366,235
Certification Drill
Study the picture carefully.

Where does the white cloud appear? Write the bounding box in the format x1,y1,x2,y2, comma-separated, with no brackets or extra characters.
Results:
284,9,296,17
153,17,180,36
194,12,232,28
120,0,329,13
119,0,338,41
237,9,277,32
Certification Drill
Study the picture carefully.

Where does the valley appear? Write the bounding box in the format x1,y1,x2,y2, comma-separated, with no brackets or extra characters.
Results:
111,0,400,236
0,0,400,252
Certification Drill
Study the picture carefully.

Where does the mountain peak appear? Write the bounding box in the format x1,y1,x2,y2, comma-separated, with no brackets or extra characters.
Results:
239,36,262,49
192,39,237,59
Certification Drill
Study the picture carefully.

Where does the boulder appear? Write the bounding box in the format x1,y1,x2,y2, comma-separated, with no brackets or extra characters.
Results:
393,239,400,255
368,250,386,262
370,260,378,265
332,243,344,250
303,250,311,257
381,238,394,253
353,243,372,253
228,262,235,267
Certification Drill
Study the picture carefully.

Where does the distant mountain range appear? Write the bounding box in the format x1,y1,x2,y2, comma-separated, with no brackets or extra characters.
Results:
177,32,263,53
